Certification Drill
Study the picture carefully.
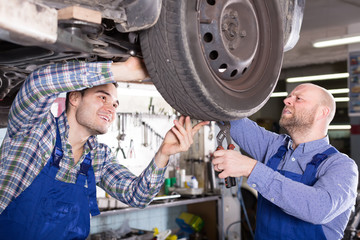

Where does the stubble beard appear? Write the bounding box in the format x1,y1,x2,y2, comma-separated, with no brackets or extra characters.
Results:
76,108,109,136
279,107,316,135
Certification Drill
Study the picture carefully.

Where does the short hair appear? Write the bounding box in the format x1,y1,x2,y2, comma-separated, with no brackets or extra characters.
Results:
65,82,118,112
301,83,336,123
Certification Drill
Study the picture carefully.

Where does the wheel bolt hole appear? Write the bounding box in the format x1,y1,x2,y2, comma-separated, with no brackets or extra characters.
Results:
203,32,213,43
242,67,248,75
206,0,216,6
219,64,227,73
209,51,218,60
230,70,238,77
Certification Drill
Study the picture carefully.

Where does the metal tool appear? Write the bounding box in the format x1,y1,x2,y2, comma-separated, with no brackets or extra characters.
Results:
128,139,135,158
120,113,126,140
216,121,236,188
115,140,126,159
142,122,149,147
115,114,126,159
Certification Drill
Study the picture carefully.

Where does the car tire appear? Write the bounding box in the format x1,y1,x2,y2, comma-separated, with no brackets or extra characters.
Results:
140,0,284,120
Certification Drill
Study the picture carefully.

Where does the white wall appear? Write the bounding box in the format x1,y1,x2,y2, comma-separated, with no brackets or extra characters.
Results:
0,128,7,144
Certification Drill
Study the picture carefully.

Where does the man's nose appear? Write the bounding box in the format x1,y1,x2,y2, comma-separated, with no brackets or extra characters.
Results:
104,102,116,113
283,97,292,106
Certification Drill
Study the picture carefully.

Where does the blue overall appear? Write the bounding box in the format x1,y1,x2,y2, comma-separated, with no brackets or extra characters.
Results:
0,120,100,240
255,145,338,240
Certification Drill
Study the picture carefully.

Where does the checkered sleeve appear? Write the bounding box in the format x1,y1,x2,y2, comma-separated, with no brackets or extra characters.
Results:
7,61,114,137
0,61,114,213
99,158,167,208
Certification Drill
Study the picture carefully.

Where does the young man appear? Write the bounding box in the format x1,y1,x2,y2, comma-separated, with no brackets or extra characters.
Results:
213,83,358,239
0,57,209,239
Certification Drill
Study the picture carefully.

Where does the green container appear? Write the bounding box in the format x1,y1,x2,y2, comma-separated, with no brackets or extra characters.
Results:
164,178,171,195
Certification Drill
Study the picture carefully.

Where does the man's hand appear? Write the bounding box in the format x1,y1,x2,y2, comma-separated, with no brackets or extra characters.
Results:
111,57,149,82
212,150,257,178
155,116,209,168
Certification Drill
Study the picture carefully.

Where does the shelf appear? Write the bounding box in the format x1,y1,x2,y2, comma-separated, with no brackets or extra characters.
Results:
97,195,221,217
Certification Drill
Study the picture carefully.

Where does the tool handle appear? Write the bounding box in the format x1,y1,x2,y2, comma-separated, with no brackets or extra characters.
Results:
225,176,236,188
216,146,224,151
227,144,235,150
216,145,236,188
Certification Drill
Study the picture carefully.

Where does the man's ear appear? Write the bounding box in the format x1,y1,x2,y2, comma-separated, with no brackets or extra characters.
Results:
68,91,82,108
317,105,330,121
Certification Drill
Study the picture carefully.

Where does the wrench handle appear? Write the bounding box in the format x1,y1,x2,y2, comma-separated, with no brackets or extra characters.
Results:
216,145,236,188
228,144,235,150
225,176,236,188
225,144,236,187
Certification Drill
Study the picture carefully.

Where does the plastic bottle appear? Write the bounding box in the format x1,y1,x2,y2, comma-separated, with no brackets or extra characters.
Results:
180,169,186,188
191,176,198,189
175,168,181,187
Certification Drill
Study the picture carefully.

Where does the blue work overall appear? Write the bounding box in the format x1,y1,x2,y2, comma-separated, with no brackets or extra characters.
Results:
0,120,100,240
255,145,338,240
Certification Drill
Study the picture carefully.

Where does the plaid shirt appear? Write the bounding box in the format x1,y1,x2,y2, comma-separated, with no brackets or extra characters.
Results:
0,61,166,213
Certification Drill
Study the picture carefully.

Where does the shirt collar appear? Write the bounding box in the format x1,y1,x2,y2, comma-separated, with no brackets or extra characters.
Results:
286,134,330,154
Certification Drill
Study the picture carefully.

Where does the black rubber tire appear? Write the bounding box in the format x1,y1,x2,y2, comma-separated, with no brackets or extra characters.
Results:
140,0,284,121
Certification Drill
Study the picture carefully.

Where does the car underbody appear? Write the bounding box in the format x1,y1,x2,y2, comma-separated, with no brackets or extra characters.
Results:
0,0,305,127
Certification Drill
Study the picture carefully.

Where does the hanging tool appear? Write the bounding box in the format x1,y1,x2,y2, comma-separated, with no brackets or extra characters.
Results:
149,128,153,150
148,97,154,114
216,121,236,188
142,122,149,147
115,114,126,159
128,139,135,158
208,121,214,140
115,139,126,159
120,113,126,140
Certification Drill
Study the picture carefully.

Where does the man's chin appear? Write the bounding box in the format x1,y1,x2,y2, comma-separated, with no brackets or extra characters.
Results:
91,126,109,135
279,119,290,129
98,128,108,135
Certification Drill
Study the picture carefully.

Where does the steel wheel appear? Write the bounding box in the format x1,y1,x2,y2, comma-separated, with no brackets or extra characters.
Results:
140,0,284,120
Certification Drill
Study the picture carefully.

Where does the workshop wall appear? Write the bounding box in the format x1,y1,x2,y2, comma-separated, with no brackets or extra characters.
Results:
92,84,203,234
97,113,177,178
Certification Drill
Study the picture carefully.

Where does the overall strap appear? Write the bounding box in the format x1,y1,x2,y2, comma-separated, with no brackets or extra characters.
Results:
52,118,63,168
301,147,338,186
51,118,100,216
267,145,287,171
79,153,92,176
78,152,100,216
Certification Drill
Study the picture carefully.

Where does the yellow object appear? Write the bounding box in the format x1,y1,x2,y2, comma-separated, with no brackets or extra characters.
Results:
166,234,178,240
176,212,204,232
153,227,159,236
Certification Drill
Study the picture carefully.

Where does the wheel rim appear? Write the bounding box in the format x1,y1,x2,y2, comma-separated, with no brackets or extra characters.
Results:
198,0,283,94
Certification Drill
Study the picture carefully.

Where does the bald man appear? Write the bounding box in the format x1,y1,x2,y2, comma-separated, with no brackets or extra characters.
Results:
212,83,358,240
